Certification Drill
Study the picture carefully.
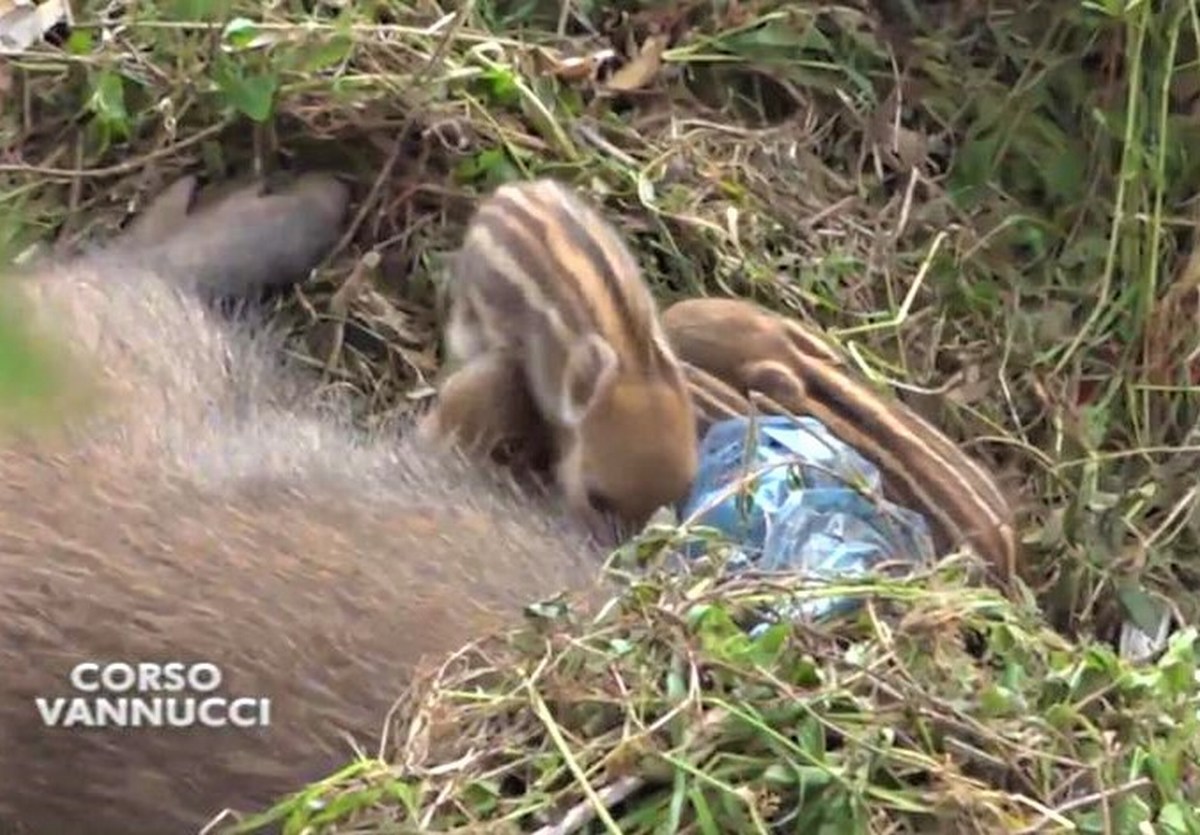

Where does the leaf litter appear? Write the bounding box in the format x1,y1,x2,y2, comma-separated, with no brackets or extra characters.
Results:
4,0,1200,831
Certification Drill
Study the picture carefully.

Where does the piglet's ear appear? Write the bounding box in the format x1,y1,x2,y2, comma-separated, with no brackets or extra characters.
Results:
559,334,618,428
743,359,806,412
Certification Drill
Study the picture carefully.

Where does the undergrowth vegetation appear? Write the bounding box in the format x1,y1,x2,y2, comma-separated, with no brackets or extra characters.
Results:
4,0,1200,831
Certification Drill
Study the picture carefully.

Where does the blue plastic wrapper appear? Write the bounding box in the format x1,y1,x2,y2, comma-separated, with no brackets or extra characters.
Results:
676,415,936,624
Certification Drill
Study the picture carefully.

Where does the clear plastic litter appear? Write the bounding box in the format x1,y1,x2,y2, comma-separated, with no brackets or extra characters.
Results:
676,415,937,625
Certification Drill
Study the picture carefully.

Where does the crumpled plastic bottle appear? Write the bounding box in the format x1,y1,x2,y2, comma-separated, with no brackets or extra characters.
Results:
676,415,936,624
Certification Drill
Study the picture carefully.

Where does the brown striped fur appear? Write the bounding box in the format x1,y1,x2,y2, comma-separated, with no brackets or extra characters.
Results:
661,297,1019,586
426,179,698,542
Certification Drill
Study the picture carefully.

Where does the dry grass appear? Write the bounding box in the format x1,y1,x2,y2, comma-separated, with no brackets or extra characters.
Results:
4,0,1200,830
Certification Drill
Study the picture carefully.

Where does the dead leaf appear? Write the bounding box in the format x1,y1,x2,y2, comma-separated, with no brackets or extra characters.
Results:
605,33,669,93
869,82,933,172
1144,207,1200,384
533,46,616,84
0,0,70,54
888,126,931,170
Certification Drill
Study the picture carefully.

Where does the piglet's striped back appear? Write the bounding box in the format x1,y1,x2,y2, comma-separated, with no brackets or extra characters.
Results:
454,179,680,381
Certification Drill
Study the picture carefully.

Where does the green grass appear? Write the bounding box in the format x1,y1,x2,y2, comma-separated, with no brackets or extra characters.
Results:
4,0,1200,830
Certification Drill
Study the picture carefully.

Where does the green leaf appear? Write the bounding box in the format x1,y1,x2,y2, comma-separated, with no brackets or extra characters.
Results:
1116,580,1169,638
213,60,278,122
295,37,353,73
1157,802,1199,834
453,147,520,188
0,294,73,434
222,18,260,49
477,67,520,108
0,309,55,402
87,70,130,137
65,29,93,55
